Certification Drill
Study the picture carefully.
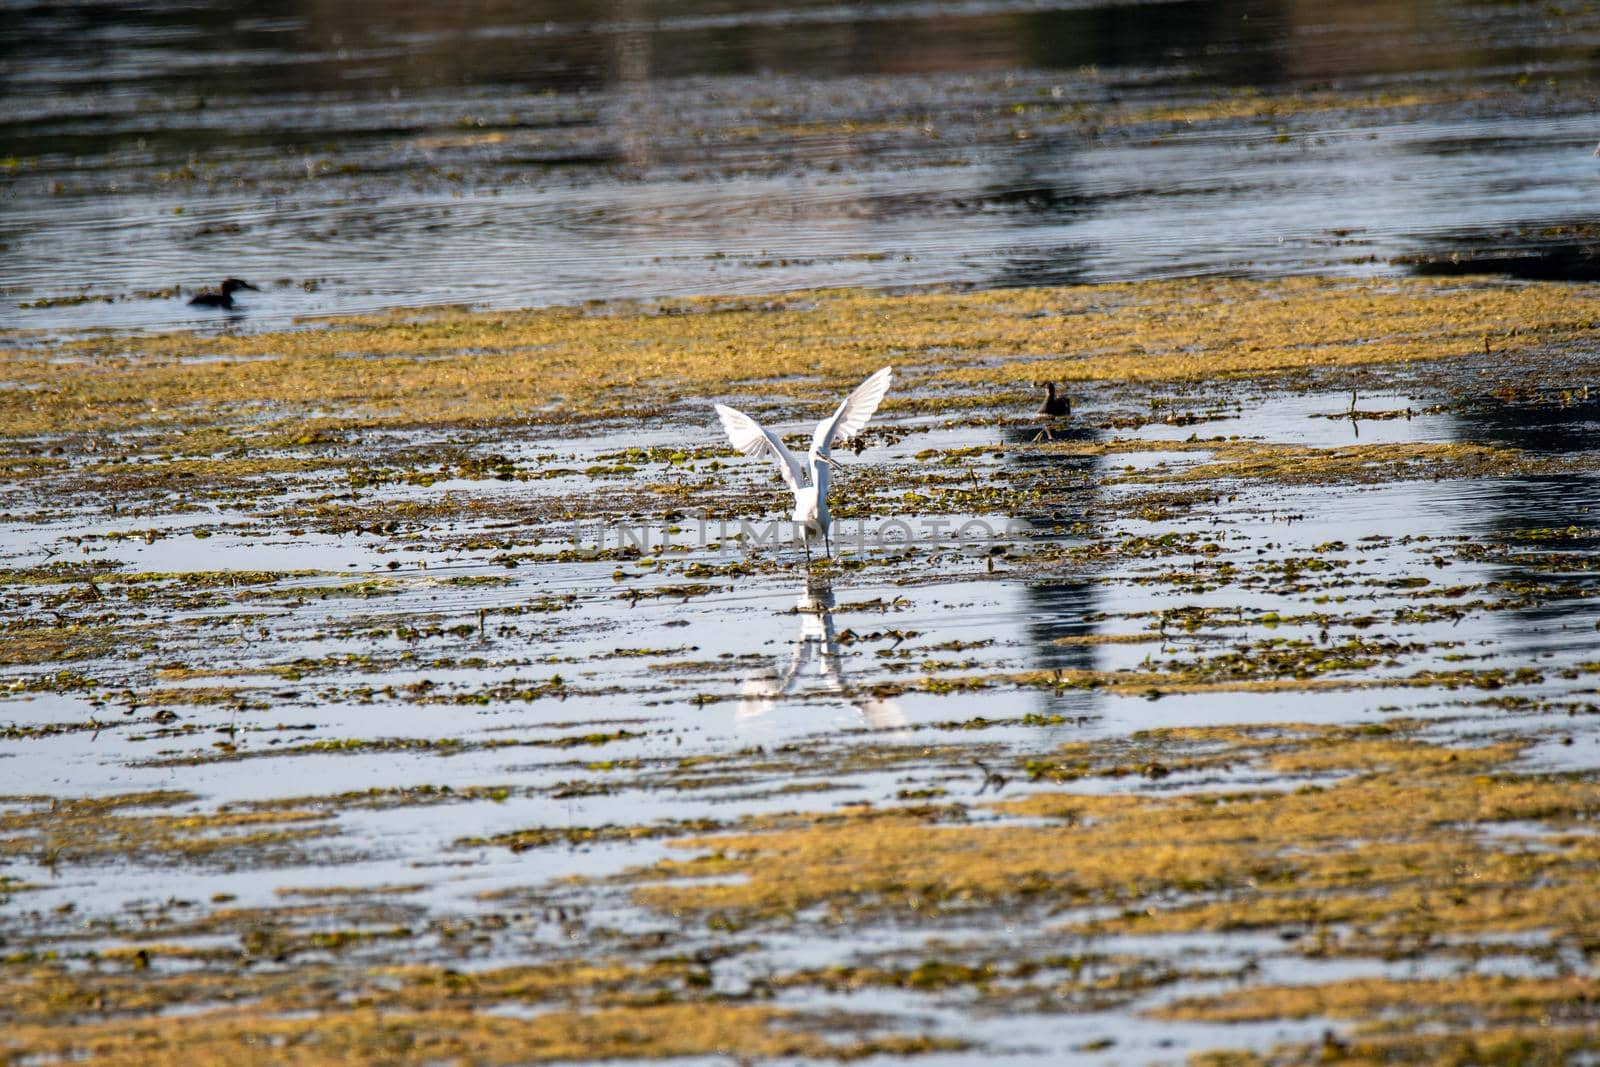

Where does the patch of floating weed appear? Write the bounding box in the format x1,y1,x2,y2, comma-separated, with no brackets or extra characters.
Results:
75,455,349,493
1178,975,1600,1065
1197,1026,1600,1066
1117,440,1552,486
1115,87,1484,129
460,817,726,853
1002,658,1550,696
622,724,1600,955
1162,972,1600,1025
4,278,1595,438
772,951,1211,1013
0,623,129,666
0,937,760,1026
0,1002,961,1065
0,567,309,590
274,883,424,899
139,727,645,767
0,874,43,896
0,961,333,1028
230,784,524,815
0,791,333,868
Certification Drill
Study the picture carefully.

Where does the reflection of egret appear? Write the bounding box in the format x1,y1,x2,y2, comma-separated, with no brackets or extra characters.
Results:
714,367,892,561
736,577,907,731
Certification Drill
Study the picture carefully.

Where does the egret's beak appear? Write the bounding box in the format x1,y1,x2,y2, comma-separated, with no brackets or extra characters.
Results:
824,454,846,472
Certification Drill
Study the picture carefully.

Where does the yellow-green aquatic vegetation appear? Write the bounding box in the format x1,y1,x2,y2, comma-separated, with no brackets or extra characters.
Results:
1117,87,1483,128
0,791,333,866
1161,973,1600,1025
0,1002,959,1066
990,663,1489,696
625,724,1600,949
0,946,964,1061
2,277,1595,437
1114,440,1548,486
1177,975,1600,1065
1193,1028,1600,1067
0,956,719,1029
0,622,129,666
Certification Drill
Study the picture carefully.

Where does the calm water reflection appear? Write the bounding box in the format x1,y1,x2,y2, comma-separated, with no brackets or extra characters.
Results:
3,0,1598,331
736,577,909,731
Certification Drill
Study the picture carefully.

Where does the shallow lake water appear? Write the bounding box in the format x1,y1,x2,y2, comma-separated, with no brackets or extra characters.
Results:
4,0,1600,332
8,367,1600,1058
6,3,1600,1064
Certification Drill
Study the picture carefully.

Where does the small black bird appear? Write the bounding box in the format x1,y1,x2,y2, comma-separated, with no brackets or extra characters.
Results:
188,278,259,310
1035,381,1071,417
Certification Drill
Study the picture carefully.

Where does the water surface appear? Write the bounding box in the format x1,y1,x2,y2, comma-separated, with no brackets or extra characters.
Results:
4,0,1599,332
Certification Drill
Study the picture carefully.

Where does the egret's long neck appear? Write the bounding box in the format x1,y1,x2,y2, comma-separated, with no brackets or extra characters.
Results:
809,453,832,525
810,453,831,496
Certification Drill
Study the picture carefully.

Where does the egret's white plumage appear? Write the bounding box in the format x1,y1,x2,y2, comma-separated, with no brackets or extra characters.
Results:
714,366,892,559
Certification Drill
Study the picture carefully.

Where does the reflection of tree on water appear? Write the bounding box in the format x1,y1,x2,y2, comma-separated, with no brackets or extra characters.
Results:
984,132,1093,291
1397,220,1600,283
1013,0,1291,84
736,577,908,731
1447,395,1600,648
1000,417,1103,713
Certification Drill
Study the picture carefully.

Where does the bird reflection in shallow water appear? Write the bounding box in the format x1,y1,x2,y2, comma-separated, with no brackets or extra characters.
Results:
736,576,907,732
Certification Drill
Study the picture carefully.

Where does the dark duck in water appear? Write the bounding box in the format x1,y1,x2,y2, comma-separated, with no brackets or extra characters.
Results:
1031,381,1071,441
188,278,259,309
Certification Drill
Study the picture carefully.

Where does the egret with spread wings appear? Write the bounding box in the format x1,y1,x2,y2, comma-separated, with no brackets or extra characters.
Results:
714,367,892,561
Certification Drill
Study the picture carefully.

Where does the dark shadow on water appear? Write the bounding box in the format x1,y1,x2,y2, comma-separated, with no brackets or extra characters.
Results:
991,245,1093,289
1454,396,1600,552
984,134,1095,289
13,0,1566,158
1395,219,1600,283
1460,395,1600,458
1446,396,1600,657
0,0,1352,103
1000,419,1099,464
1398,248,1600,283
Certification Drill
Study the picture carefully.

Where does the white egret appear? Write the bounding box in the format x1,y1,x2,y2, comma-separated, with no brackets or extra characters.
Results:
714,366,892,560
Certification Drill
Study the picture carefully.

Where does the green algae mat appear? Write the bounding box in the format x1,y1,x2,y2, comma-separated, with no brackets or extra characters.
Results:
5,274,1600,1065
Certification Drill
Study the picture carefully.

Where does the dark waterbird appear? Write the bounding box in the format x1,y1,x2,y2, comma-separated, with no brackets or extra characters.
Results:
188,278,259,310
1035,381,1071,417
1030,381,1071,442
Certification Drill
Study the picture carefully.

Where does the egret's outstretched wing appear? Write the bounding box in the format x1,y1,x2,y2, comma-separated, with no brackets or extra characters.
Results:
811,366,893,456
715,403,806,491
